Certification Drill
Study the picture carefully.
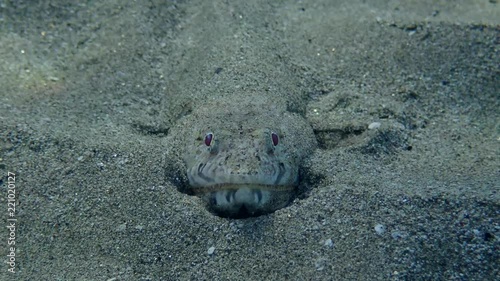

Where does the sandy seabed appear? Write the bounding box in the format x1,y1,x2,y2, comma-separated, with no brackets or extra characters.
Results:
0,1,498,280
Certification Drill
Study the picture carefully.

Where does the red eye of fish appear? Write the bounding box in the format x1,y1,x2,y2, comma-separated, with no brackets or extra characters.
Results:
271,132,279,146
204,133,213,146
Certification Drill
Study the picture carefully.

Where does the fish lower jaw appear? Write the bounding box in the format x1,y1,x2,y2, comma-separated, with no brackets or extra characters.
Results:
197,185,295,218
191,183,295,194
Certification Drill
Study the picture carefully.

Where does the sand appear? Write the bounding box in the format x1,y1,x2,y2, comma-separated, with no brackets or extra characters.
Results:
0,0,498,280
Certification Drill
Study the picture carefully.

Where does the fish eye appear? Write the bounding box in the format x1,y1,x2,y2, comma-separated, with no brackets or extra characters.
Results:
271,132,279,146
204,132,214,146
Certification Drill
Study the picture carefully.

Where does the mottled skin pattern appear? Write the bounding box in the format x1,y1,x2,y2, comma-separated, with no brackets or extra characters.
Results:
163,3,318,218
169,95,316,218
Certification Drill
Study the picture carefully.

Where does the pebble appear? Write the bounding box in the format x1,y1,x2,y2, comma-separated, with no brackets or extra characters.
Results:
473,229,482,239
391,230,408,240
315,258,327,271
368,122,381,130
207,246,215,255
324,238,334,248
374,224,386,235
116,223,127,232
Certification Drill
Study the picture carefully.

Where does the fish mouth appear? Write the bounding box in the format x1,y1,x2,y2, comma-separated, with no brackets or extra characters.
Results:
194,184,296,218
191,183,295,195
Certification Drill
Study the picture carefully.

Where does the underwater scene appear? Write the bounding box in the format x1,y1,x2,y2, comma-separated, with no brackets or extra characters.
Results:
0,0,498,280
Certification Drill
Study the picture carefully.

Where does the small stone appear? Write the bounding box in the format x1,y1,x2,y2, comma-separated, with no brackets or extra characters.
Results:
207,246,215,255
315,258,327,271
368,122,381,130
374,224,386,235
473,229,482,239
116,223,127,232
324,238,334,248
391,230,408,240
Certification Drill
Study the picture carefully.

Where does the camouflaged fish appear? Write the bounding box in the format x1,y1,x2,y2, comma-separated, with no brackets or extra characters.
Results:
168,94,316,218
164,8,317,218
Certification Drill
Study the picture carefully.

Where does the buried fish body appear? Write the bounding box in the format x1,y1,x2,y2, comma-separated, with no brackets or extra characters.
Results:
168,95,317,218
163,5,316,218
